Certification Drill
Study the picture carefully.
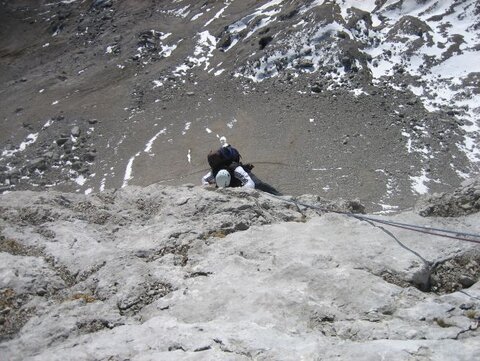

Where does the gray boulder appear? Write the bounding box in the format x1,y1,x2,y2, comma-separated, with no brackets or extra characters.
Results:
27,158,48,172
71,126,81,138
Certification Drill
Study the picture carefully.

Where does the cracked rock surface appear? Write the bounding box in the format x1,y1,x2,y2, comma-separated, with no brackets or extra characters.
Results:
0,184,479,360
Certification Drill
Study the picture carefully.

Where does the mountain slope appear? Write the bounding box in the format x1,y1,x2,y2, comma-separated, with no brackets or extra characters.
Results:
0,0,479,212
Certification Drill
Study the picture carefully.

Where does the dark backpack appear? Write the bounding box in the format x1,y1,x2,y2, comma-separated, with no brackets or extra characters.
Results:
208,146,240,170
219,145,241,163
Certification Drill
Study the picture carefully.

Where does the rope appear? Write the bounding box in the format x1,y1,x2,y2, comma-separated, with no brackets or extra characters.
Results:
358,215,480,239
267,194,480,245
351,214,432,265
356,217,480,245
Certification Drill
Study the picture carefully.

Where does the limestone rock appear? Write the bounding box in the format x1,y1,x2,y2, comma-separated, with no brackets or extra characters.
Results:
0,185,478,360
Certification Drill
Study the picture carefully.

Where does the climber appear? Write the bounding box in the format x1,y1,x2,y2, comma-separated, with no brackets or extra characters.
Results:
201,137,281,195
201,139,255,189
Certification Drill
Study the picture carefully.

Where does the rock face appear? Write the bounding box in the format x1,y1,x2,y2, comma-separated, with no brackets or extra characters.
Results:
0,185,479,360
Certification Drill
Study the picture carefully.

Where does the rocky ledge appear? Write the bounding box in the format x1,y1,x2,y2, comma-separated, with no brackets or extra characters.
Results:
0,183,479,360
416,176,480,217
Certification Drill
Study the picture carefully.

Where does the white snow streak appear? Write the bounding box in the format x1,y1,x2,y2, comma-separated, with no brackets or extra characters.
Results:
2,133,39,157
144,128,167,153
182,122,191,135
122,152,141,188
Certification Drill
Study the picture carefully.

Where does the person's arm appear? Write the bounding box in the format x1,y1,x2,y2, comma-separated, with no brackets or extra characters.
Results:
234,166,255,189
202,171,215,185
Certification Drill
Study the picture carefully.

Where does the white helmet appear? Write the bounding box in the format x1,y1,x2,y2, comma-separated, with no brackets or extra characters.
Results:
215,169,231,188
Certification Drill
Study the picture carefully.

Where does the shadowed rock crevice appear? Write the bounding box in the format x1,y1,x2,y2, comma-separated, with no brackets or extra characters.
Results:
379,253,480,295
76,318,115,335
429,253,480,294
144,244,190,265
116,282,173,316
0,237,38,257
0,288,35,342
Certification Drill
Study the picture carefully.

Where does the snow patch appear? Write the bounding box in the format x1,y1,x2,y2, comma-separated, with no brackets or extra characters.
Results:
227,118,237,129
191,13,203,21
410,169,430,195
152,80,163,89
99,177,107,192
352,88,368,97
42,119,53,129
159,43,178,58
122,152,141,188
75,175,87,186
402,130,413,154
182,122,191,135
144,128,167,153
